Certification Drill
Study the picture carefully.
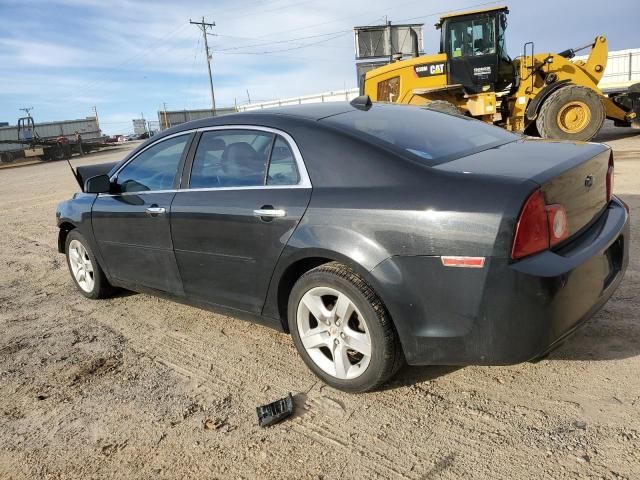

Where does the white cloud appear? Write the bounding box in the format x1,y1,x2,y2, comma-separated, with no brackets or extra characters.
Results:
4,0,633,131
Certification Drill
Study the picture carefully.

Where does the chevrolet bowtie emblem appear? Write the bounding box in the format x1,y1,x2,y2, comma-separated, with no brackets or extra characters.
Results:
584,174,594,188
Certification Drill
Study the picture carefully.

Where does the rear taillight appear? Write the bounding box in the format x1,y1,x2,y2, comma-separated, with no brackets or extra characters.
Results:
545,204,569,246
606,151,614,203
512,189,549,259
512,189,570,260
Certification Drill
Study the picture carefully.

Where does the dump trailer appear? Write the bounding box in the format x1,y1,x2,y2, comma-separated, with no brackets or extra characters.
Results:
0,116,107,163
363,6,639,141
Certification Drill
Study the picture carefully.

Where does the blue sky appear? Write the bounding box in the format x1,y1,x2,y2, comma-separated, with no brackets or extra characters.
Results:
0,0,638,134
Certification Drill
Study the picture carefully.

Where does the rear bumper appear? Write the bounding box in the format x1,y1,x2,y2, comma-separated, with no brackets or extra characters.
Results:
370,197,630,366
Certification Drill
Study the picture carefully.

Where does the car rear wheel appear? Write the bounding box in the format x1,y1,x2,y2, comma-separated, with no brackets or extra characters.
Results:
65,230,113,299
288,262,404,392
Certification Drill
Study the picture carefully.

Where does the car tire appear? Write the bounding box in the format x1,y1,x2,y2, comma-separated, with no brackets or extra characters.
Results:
65,230,113,299
536,85,605,141
288,262,404,392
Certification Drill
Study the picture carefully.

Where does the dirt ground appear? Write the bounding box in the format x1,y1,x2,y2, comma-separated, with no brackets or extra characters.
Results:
0,126,639,480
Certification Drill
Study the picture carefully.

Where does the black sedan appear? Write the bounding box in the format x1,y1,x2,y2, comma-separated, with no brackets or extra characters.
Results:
56,99,630,392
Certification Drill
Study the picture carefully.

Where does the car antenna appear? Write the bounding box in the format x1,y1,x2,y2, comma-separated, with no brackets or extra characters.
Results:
350,95,372,111
66,156,82,189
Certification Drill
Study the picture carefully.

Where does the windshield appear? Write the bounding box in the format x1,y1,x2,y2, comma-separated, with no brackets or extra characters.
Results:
320,104,518,166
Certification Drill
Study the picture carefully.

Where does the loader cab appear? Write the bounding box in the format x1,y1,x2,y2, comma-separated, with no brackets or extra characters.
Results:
17,116,35,142
438,7,513,94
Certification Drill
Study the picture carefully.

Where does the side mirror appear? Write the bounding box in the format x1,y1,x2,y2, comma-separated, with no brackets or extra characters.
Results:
84,174,111,194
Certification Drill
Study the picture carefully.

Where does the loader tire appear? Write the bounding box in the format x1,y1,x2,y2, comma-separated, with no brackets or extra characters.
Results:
536,85,605,141
425,100,461,115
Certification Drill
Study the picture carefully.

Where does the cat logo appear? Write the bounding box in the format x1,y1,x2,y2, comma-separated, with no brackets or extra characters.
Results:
414,62,446,78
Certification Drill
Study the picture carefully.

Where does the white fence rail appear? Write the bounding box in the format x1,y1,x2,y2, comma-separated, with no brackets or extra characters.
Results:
237,88,360,112
575,48,640,92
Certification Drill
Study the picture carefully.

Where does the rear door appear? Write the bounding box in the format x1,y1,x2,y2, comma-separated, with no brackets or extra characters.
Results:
170,127,312,313
92,133,193,293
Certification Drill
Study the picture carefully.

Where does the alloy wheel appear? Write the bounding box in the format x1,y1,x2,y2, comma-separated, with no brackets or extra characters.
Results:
68,239,95,293
296,286,372,380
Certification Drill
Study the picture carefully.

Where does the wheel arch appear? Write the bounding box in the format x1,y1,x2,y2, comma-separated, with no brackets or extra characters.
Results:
57,221,77,253
525,79,572,121
266,248,391,332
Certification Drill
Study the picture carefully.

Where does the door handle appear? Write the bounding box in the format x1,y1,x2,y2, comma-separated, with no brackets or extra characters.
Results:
145,206,166,216
253,208,286,218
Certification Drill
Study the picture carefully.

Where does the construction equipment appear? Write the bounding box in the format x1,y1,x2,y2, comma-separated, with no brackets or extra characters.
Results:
362,6,639,141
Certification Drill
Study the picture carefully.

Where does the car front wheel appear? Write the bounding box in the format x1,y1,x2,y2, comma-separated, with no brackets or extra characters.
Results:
65,230,113,299
288,262,404,392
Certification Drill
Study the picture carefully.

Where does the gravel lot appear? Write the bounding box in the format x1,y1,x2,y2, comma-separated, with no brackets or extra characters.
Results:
0,126,639,479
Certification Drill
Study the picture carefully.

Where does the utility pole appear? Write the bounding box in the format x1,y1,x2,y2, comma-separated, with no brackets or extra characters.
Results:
92,106,101,135
190,17,217,115
140,112,149,134
19,107,34,118
162,102,170,130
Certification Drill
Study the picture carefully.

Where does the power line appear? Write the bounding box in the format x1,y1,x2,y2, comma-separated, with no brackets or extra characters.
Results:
399,0,504,22
212,0,316,22
69,23,191,96
211,0,505,58
214,28,352,52
212,31,352,55
44,0,509,110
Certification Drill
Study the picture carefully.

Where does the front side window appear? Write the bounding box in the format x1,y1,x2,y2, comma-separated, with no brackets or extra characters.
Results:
190,130,300,188
115,135,189,193
448,17,495,58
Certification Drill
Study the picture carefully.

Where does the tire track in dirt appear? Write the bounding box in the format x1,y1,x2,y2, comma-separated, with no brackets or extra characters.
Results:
97,304,425,478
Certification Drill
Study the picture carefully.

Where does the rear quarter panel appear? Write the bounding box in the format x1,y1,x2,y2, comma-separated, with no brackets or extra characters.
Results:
262,120,536,323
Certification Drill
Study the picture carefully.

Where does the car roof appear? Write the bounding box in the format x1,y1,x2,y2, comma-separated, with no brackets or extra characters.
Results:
158,101,365,135
250,102,355,120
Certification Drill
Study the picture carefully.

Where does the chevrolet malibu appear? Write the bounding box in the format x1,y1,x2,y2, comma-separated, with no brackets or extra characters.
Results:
56,99,629,392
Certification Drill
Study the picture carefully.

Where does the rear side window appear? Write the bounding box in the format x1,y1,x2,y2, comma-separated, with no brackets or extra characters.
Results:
190,131,301,188
321,104,518,165
190,130,273,188
267,136,299,185
115,135,189,192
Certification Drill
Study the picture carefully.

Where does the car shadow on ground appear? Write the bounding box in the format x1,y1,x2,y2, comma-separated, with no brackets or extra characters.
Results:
111,288,138,298
593,126,640,143
546,308,640,362
381,365,461,391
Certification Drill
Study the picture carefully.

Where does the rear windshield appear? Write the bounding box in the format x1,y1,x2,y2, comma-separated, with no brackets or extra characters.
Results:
320,103,518,165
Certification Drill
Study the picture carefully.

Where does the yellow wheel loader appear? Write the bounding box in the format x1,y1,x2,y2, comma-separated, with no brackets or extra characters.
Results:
362,6,639,141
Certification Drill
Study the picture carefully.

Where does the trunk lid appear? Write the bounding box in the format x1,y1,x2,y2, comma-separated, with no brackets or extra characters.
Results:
435,138,610,238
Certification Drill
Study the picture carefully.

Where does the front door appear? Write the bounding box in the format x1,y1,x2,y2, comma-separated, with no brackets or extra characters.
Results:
92,133,192,293
445,14,499,94
171,128,312,313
